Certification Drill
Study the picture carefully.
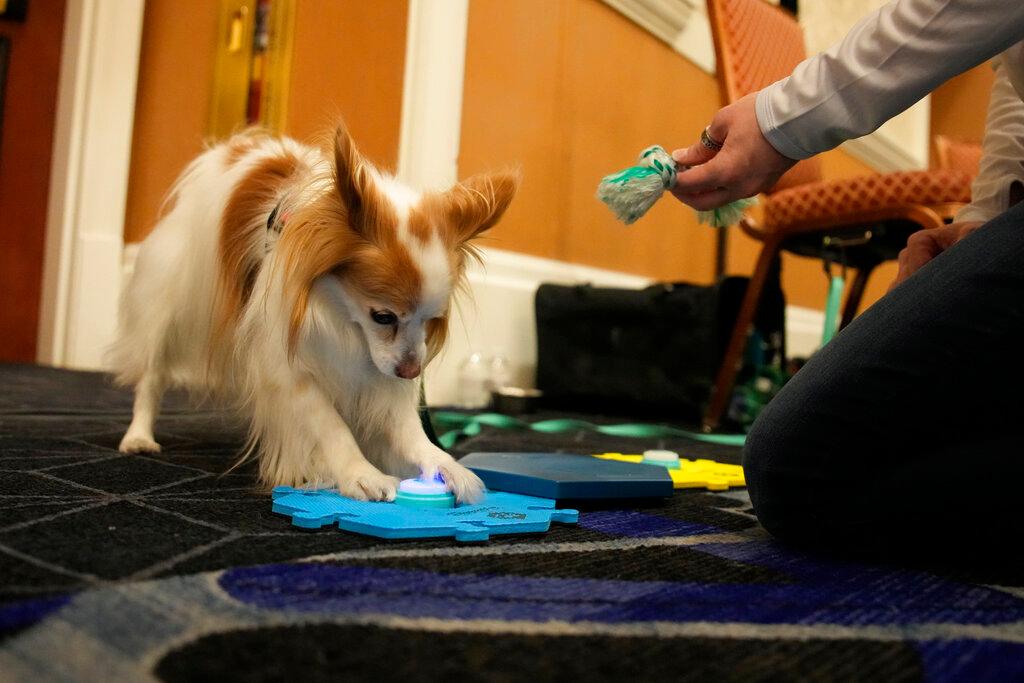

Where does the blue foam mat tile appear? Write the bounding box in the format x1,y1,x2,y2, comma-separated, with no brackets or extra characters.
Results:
460,452,674,500
271,487,579,542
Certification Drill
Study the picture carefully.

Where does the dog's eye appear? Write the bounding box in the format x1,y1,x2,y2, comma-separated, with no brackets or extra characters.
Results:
370,310,397,326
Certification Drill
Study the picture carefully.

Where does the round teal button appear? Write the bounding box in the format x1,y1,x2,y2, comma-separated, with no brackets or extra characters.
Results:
395,477,455,509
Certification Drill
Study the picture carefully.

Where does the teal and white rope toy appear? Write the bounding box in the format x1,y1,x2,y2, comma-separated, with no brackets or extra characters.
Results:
597,145,756,227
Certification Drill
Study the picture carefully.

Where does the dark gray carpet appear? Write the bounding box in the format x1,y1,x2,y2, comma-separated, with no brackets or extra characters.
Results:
1,363,1023,682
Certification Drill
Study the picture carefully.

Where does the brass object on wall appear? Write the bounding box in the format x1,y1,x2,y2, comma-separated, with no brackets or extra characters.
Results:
208,0,294,137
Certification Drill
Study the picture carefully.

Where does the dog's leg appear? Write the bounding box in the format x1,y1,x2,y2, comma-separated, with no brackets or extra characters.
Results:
119,372,165,453
380,399,484,503
274,376,400,501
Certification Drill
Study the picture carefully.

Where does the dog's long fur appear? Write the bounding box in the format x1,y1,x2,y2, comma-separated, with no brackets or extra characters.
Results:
109,125,518,502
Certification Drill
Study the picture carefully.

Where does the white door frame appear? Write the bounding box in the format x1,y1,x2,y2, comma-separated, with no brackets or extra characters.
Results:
396,0,470,191
36,0,145,369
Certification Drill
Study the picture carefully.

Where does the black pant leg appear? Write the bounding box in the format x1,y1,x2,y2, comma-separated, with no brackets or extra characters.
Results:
744,201,1024,550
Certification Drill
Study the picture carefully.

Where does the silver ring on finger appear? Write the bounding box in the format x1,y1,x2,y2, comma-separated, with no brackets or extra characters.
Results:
701,126,724,151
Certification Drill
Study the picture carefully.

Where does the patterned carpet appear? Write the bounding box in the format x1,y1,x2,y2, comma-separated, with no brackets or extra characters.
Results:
1,363,1024,682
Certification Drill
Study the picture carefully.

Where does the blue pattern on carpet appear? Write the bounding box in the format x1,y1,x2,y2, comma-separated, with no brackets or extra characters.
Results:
0,596,71,634
917,640,1024,682
220,554,1024,626
576,509,723,537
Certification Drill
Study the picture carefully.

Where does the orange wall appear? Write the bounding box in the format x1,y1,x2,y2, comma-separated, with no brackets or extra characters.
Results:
286,0,407,169
460,0,719,281
124,2,218,243
124,0,408,243
0,0,67,361
460,0,879,310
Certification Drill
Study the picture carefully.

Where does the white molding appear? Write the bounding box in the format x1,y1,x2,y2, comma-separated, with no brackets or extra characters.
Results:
602,0,715,73
785,305,825,358
603,0,927,172
840,95,931,171
396,0,469,191
841,134,925,173
37,0,145,369
667,4,715,74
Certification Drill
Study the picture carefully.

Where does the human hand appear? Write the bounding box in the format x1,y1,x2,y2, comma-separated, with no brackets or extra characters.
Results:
670,94,797,210
890,221,984,289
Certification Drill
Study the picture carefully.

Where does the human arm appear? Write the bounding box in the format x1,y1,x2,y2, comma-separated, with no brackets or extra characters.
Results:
892,50,1024,285
956,52,1024,222
673,0,1024,208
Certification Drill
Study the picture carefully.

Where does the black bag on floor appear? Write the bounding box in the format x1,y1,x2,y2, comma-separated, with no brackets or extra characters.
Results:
534,275,785,420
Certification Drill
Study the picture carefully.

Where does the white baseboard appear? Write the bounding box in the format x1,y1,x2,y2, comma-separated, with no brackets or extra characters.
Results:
119,245,825,403
785,305,825,359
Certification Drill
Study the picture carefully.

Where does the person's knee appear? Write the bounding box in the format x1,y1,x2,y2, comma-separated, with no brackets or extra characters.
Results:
742,397,837,543
742,408,794,539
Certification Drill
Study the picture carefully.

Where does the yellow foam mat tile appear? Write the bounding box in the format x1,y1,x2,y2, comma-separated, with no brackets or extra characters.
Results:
593,453,746,491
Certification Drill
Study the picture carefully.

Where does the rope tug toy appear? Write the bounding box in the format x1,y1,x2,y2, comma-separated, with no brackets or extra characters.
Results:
596,145,756,227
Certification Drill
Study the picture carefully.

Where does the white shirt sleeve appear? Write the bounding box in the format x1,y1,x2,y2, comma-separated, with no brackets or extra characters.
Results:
755,0,1024,161
956,55,1024,222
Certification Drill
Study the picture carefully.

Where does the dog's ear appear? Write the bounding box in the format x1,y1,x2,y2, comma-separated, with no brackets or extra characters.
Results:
333,122,370,218
442,169,520,244
334,122,393,240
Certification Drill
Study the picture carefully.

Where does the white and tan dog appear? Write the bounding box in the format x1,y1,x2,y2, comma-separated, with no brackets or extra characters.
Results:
109,124,517,502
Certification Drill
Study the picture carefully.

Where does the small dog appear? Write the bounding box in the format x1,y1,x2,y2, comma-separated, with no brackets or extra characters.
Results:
109,124,518,502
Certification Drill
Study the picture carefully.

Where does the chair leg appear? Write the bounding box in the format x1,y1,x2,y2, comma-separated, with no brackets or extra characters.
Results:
839,261,877,330
703,237,782,433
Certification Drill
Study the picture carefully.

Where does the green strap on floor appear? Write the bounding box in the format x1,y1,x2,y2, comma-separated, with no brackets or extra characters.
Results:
430,411,747,450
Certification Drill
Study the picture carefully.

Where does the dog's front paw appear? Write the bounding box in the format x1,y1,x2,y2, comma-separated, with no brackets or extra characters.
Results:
119,432,161,454
435,460,485,504
411,446,485,504
337,463,399,502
